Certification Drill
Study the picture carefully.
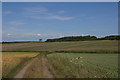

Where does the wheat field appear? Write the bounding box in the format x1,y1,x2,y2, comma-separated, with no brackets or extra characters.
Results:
2,52,39,78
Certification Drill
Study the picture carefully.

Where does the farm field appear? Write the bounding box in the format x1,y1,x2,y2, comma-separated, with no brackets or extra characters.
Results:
1,40,119,78
47,53,118,78
2,52,39,78
2,40,119,52
2,1,119,79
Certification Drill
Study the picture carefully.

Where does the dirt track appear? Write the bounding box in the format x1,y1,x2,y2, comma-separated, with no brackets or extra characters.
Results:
14,61,32,78
14,55,54,78
42,56,54,78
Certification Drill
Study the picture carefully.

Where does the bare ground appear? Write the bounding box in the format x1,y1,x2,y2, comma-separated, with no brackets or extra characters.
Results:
14,54,54,78
14,61,33,78
42,55,54,78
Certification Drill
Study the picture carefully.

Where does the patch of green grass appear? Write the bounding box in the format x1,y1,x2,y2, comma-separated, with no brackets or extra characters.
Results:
47,53,118,78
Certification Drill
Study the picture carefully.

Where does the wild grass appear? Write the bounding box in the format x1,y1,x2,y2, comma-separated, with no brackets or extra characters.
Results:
47,53,118,78
2,52,39,78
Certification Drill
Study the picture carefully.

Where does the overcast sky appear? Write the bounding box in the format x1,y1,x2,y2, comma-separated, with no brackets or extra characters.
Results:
2,2,118,42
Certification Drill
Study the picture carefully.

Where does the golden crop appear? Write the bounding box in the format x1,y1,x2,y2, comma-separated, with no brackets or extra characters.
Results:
2,52,39,77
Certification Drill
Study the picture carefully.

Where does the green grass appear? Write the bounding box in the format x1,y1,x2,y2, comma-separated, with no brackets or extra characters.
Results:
2,40,119,53
47,53,118,78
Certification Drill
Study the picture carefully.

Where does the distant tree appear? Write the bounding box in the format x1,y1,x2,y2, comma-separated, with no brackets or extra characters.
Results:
39,39,42,42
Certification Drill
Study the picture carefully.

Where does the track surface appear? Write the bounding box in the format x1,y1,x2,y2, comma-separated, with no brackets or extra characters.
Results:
14,55,53,78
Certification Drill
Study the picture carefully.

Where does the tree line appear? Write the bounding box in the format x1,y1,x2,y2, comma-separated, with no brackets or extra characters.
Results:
45,35,120,42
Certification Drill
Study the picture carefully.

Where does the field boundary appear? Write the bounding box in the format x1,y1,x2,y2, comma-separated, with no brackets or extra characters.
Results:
1,51,120,54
